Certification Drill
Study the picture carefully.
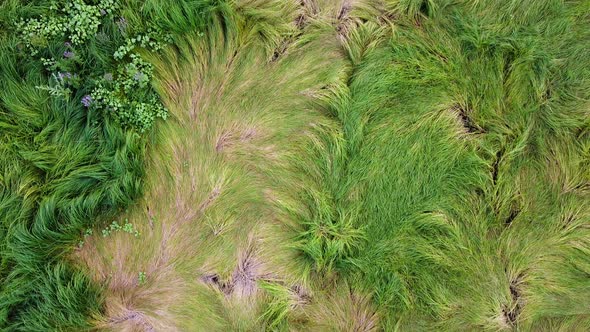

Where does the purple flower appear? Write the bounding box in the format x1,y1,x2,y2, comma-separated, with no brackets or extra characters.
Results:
133,72,144,81
81,95,93,107
103,73,113,81
63,51,74,59
64,42,71,47
57,72,72,80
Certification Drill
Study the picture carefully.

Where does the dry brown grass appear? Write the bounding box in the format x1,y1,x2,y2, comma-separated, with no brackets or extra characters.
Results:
305,283,380,332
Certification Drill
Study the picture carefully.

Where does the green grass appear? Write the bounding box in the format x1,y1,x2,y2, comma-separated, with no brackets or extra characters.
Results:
0,0,157,329
1,0,589,330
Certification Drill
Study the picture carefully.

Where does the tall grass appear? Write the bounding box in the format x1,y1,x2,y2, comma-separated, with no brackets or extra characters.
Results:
0,0,156,329
1,0,589,330
74,0,356,330
0,41,143,330
313,0,590,330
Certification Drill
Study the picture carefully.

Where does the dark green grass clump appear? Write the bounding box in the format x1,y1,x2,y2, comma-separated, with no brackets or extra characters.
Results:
296,0,590,330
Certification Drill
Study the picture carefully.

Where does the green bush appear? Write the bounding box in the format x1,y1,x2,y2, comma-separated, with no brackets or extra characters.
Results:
16,0,169,132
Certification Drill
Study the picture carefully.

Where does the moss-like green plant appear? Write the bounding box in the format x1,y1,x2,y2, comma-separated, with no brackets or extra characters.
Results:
101,220,140,238
137,271,147,285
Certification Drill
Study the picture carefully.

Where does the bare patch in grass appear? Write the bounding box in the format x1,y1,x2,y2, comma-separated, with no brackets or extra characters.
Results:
501,274,525,328
200,273,231,295
505,202,520,227
295,12,307,30
449,103,483,134
336,0,353,37
200,240,275,299
271,0,320,62
290,284,312,308
300,0,319,24
231,245,267,298
492,148,504,186
108,309,156,332
271,40,290,62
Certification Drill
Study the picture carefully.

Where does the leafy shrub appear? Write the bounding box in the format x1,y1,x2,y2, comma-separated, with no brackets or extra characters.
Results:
90,53,168,132
16,0,169,132
16,0,116,52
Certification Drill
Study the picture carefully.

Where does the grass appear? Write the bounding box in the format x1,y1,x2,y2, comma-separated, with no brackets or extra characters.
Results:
1,0,589,330
74,3,352,329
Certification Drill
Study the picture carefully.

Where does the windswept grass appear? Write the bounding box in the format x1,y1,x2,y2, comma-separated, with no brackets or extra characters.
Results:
316,0,590,330
0,29,144,332
0,0,160,329
1,0,589,330
74,1,363,330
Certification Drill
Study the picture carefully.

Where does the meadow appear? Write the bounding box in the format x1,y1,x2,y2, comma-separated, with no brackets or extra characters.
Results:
0,0,589,331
